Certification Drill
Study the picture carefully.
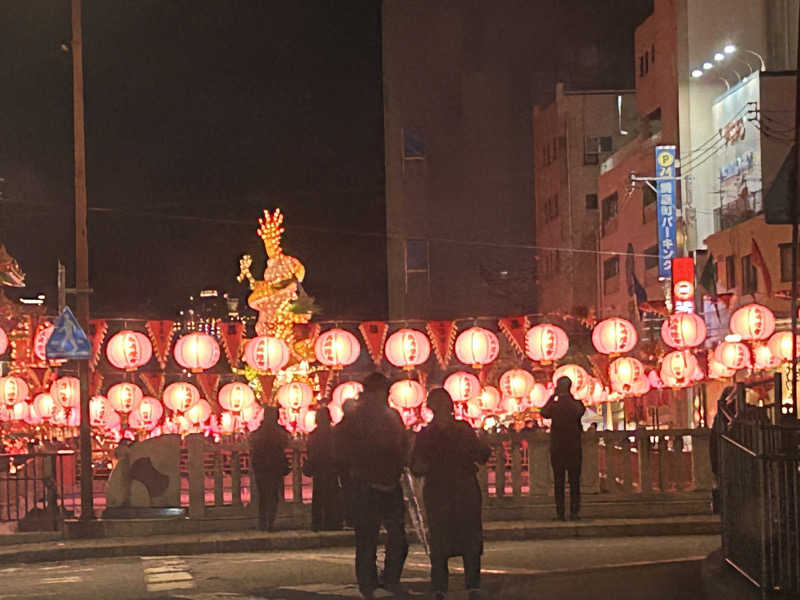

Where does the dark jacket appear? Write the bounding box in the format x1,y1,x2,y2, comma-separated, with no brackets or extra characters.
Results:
540,392,586,457
249,419,289,478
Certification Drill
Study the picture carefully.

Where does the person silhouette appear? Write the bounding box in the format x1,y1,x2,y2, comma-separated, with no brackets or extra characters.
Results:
305,406,343,531
249,406,289,531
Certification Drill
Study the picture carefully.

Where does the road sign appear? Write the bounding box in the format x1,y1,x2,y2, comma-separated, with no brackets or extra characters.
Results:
46,305,91,359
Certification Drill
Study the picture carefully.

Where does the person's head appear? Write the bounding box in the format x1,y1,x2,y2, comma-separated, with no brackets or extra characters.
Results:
556,376,573,396
315,406,332,429
427,387,454,422
341,397,359,417
361,372,390,405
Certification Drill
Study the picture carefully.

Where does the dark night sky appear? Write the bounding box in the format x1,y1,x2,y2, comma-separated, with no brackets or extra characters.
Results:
0,0,651,320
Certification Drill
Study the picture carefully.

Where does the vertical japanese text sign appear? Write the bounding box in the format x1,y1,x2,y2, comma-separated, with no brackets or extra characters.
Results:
655,145,677,279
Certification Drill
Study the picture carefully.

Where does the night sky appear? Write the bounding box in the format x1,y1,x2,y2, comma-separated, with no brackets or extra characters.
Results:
0,0,651,320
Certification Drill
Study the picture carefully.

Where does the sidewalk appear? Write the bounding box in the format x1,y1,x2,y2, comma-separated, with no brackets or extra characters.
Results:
0,515,719,565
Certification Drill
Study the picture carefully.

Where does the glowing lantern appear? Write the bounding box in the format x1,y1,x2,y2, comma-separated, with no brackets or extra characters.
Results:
185,399,212,425
33,324,58,363
385,329,430,370
11,401,29,422
50,377,80,409
500,396,524,414
729,304,775,341
107,382,143,414
103,409,121,431
315,329,360,369
525,324,569,363
585,379,608,405
463,400,483,422
499,369,535,400
89,395,110,427
443,371,481,403
327,402,344,425
0,376,29,406
218,382,256,413
455,327,500,369
301,410,318,434
529,383,551,409
767,331,800,363
648,370,664,389
609,357,645,394
240,402,262,424
215,411,237,434
130,396,163,429
163,382,200,413
0,327,6,355
173,333,220,372
52,405,80,427
660,351,700,388
660,313,707,349
592,318,638,355
331,381,363,406
388,380,425,409
753,344,780,370
552,364,590,399
276,382,313,411
630,375,651,396
708,359,734,380
475,386,501,412
244,336,290,373
33,393,56,420
714,341,751,371
24,402,43,426
106,330,153,371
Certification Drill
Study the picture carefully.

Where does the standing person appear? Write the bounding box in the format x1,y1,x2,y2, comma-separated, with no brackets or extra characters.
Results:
249,406,289,531
411,388,490,600
540,376,586,521
337,373,409,599
304,406,343,531
336,397,360,528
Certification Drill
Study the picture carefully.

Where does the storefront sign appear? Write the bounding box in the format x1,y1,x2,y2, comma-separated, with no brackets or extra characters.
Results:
671,256,695,313
655,145,677,279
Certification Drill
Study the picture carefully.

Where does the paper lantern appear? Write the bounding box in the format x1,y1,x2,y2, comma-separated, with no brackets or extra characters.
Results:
331,381,363,406
499,396,524,414
0,327,6,355
714,341,751,371
173,333,220,372
463,400,483,421
499,369,535,400
244,336,290,373
33,393,56,420
11,401,29,422
33,324,55,362
163,382,200,413
525,324,569,363
753,344,780,370
106,330,153,371
52,405,80,427
240,402,262,424
214,411,238,435
300,410,318,434
24,402,43,425
385,329,430,370
89,395,110,427
585,379,608,405
103,409,121,431
647,370,664,389
218,381,256,413
388,380,425,409
630,375,652,396
107,382,143,414
443,371,481,402
50,377,80,409
592,318,638,355
730,304,775,341
529,383,551,409
130,396,163,429
327,402,344,425
276,382,313,411
767,331,800,363
660,351,699,388
609,357,645,394
455,327,499,369
552,364,590,399
708,359,735,380
475,386,501,412
184,399,212,425
660,313,707,349
315,329,360,369
0,376,29,406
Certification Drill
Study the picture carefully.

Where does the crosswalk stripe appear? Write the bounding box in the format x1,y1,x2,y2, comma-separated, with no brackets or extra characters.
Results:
40,576,82,584
146,581,196,592
144,565,191,574
145,572,193,584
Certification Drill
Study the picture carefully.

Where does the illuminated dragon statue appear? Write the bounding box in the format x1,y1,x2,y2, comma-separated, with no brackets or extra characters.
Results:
0,245,25,324
237,209,317,357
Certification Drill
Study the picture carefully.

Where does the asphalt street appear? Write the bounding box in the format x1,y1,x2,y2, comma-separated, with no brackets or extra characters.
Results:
0,535,720,600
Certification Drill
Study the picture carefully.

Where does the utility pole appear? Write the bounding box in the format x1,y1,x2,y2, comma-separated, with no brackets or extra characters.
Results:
72,0,93,519
792,5,800,420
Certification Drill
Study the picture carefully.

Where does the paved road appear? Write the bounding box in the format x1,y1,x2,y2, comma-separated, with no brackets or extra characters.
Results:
0,535,719,599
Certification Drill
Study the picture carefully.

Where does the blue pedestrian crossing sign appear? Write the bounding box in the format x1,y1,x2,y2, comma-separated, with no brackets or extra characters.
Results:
46,306,91,360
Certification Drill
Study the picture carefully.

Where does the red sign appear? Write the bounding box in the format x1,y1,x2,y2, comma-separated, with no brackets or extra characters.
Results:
672,257,695,313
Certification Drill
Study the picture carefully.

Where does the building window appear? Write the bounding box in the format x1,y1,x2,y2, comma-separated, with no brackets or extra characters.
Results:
585,193,598,210
602,192,618,234
604,256,620,295
644,245,659,271
402,127,425,159
651,44,655,64
599,136,613,152
741,255,757,295
644,50,649,74
544,194,559,223
725,255,736,289
405,239,429,272
780,243,797,282
639,55,644,78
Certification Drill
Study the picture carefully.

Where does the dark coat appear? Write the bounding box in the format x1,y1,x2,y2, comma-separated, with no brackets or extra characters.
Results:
411,419,490,559
306,424,343,530
540,392,586,461
249,422,289,480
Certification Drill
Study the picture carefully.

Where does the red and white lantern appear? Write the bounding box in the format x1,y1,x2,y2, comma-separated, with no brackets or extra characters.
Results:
0,376,29,406
730,304,775,341
753,344,780,371
173,332,220,372
276,382,313,411
708,359,735,380
218,381,256,413
388,380,425,409
315,329,360,370
529,383,551,409
525,324,569,363
106,330,153,371
660,313,707,349
163,382,200,413
454,327,499,369
33,393,56,421
184,399,212,425
384,329,430,370
89,395,110,427
107,382,143,414
0,327,7,355
244,336,290,373
443,371,481,403
552,364,590,399
475,386,501,412
331,381,363,406
714,340,751,371
609,357,645,394
130,396,163,429
767,331,800,363
50,377,80,409
660,350,699,388
499,369,535,400
592,318,637,355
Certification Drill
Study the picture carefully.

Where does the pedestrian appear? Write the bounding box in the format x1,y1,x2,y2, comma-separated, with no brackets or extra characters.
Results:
411,388,490,600
336,397,360,528
249,406,290,531
304,406,343,531
337,372,409,599
540,376,586,521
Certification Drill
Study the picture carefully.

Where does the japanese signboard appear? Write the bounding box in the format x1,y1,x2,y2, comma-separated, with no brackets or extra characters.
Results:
671,256,695,313
655,145,677,279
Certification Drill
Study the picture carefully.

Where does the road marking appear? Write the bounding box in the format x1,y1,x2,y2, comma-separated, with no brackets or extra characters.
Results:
146,582,195,592
141,556,195,593
40,576,82,584
144,565,192,574
146,572,193,584
140,555,179,560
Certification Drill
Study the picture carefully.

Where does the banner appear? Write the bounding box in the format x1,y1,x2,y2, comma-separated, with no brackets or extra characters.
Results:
146,320,175,370
655,145,677,279
90,370,104,397
359,321,389,366
138,372,165,398
220,321,245,368
197,373,220,410
498,316,529,357
425,321,457,369
88,319,108,370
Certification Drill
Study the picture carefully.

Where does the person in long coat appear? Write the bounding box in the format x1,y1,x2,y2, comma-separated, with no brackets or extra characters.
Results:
540,376,586,521
305,406,343,531
249,406,289,531
411,388,491,600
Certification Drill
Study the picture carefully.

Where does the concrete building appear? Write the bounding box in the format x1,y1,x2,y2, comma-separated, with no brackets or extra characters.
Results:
533,83,637,316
